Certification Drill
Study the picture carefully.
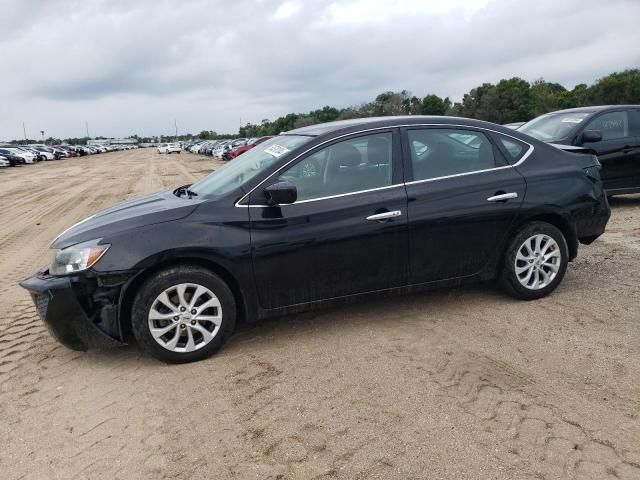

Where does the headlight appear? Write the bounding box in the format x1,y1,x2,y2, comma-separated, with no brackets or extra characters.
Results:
49,240,110,276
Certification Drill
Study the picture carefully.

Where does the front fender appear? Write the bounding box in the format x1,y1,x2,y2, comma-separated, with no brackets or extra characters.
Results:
92,212,256,335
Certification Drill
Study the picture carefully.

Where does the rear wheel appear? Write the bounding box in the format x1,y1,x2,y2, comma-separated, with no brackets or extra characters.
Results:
499,222,568,300
131,265,236,363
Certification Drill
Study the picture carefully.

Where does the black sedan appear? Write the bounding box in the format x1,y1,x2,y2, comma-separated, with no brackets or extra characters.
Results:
0,149,26,166
519,105,640,196
21,116,610,363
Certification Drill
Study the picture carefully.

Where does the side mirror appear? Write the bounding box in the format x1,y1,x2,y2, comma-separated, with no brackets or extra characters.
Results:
264,181,297,205
581,130,603,144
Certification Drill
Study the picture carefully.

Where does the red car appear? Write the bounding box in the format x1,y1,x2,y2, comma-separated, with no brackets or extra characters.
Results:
227,136,273,160
55,145,78,157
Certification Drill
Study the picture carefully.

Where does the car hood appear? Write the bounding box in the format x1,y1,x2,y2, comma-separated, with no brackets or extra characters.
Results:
51,190,203,249
548,143,592,154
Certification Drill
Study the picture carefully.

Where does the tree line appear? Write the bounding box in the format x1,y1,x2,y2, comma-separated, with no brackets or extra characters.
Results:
240,69,640,137
5,69,638,145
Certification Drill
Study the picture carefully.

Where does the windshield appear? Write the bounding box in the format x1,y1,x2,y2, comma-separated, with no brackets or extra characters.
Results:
189,135,313,198
519,112,591,142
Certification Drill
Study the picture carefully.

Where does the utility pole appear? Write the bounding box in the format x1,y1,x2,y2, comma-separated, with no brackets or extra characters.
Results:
85,120,90,138
174,119,178,138
22,122,27,141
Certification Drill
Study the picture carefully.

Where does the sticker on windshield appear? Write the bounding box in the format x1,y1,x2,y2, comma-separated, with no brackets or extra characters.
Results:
561,118,584,123
264,144,290,158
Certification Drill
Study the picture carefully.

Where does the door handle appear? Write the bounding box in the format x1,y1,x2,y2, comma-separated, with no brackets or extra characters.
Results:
366,210,402,221
487,192,518,202
622,146,633,153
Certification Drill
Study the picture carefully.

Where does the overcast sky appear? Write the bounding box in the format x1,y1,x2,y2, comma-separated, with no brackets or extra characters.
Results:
1,0,639,140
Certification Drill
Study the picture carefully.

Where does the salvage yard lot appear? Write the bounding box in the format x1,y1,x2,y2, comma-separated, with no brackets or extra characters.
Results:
0,149,639,479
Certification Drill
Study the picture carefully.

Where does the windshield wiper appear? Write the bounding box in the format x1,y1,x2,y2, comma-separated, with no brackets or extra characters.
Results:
173,185,199,199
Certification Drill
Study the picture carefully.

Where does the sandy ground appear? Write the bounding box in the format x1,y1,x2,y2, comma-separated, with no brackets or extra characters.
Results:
0,149,638,480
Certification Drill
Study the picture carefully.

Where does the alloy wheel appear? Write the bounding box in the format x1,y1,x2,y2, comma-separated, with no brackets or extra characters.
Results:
514,234,561,290
148,283,222,352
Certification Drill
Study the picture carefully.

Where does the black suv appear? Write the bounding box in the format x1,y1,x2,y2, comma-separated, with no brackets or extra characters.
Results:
519,105,640,196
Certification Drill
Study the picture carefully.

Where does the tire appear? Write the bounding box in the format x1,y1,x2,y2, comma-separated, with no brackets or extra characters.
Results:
131,265,236,363
499,221,569,300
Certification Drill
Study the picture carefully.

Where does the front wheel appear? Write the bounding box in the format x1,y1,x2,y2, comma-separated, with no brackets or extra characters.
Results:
499,222,569,300
131,266,236,363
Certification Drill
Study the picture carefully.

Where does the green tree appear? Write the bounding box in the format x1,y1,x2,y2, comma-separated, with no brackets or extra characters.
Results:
588,69,640,104
569,83,590,107
530,79,567,116
421,94,451,115
493,77,532,123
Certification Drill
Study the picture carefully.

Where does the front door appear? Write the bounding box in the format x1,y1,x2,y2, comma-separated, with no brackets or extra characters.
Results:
249,130,409,310
402,127,526,284
580,110,637,192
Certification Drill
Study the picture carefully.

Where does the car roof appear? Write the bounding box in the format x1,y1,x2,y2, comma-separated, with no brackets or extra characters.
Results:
543,105,640,115
285,115,521,137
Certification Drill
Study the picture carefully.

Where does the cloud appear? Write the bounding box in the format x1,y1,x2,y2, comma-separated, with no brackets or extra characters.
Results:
1,0,639,139
272,1,302,20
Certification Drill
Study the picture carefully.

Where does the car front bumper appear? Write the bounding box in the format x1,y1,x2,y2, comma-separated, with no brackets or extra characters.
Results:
20,270,126,351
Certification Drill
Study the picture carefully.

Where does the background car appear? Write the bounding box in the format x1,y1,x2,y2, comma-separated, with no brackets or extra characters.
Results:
28,145,58,160
157,143,182,154
21,147,46,161
74,146,91,156
56,145,78,157
53,147,70,158
2,146,37,164
10,146,40,161
227,136,273,160
519,105,640,196
0,156,10,167
0,149,25,166
212,141,232,159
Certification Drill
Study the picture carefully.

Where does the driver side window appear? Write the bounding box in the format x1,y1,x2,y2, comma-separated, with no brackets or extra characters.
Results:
279,132,393,202
584,111,628,141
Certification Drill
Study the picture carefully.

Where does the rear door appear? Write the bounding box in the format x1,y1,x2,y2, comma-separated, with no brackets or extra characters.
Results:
249,129,409,309
402,127,526,284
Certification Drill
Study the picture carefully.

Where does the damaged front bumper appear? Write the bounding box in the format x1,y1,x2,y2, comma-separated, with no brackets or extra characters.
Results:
20,269,127,351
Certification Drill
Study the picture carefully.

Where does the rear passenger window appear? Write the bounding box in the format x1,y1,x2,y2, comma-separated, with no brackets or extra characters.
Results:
497,136,527,162
407,129,500,181
279,132,393,201
584,111,629,140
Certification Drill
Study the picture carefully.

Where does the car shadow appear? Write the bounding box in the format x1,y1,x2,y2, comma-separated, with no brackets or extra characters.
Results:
223,282,509,353
608,194,640,208
68,283,503,368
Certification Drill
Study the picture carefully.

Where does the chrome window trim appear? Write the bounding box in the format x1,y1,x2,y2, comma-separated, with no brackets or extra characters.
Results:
404,164,514,186
247,183,405,208
234,123,534,208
